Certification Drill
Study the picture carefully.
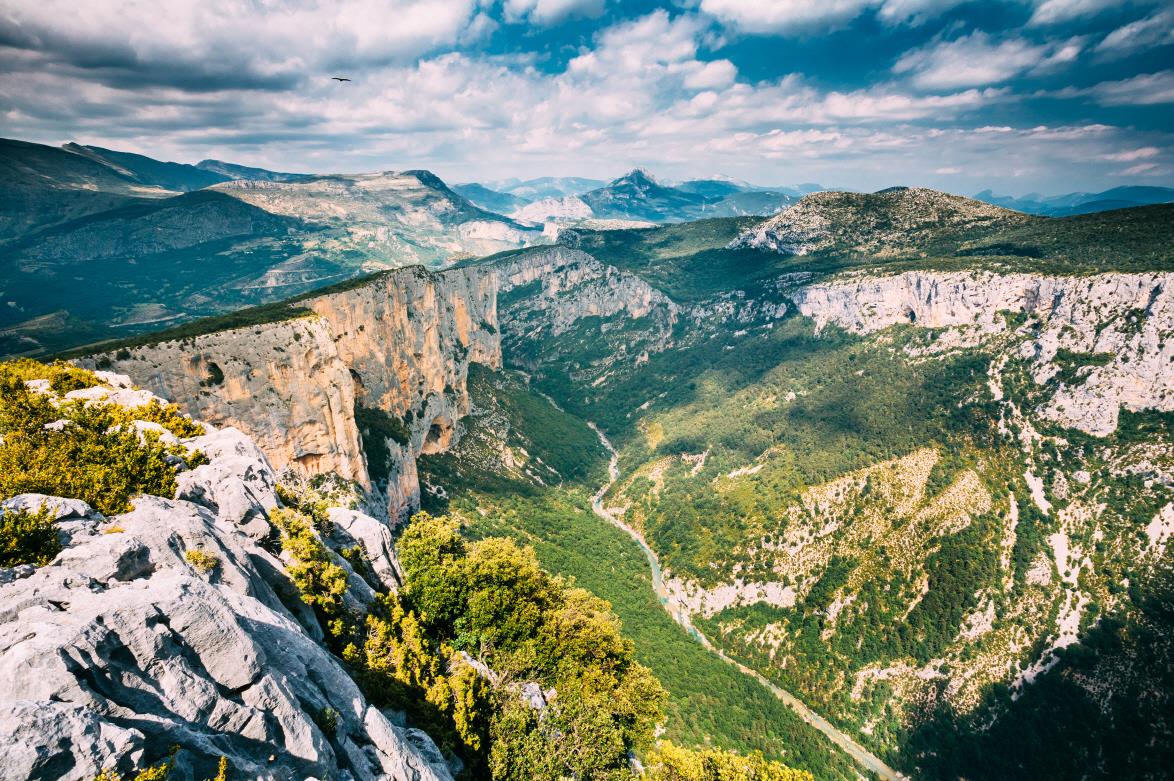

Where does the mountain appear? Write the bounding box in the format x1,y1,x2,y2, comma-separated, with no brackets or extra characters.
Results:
0,138,175,243
195,158,312,182
37,195,1174,780
580,169,710,222
0,139,546,356
451,182,531,214
579,170,798,224
210,169,542,264
66,143,232,192
487,175,605,200
975,185,1174,216
733,187,1029,256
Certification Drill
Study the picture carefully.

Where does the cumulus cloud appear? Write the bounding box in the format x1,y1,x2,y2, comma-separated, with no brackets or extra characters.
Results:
0,3,1167,191
503,0,605,26
0,0,484,91
894,32,1083,89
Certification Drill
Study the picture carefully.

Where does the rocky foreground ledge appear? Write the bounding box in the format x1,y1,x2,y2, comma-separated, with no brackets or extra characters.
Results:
0,373,452,781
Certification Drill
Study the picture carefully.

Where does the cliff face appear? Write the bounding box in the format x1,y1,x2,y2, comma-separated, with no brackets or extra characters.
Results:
791,270,1174,435
81,265,499,520
79,248,666,521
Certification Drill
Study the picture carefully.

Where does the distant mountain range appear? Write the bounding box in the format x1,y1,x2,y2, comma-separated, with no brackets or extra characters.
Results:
0,137,542,355
973,185,1174,216
458,168,806,225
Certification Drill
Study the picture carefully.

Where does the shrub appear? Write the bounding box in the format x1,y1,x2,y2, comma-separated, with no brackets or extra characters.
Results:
0,506,60,567
0,362,198,515
0,359,100,394
644,741,814,781
271,507,350,625
184,549,220,574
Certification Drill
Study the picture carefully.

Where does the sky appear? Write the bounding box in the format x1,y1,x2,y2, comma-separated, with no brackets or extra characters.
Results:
0,0,1171,195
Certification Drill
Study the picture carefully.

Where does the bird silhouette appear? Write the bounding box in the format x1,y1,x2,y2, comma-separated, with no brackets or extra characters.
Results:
331,76,351,82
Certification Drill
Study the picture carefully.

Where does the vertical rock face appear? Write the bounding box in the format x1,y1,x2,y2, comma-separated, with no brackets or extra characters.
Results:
78,248,674,521
494,245,676,333
80,265,500,520
791,270,1174,435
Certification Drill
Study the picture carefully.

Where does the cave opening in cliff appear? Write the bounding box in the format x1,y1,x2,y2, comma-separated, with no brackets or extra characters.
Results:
422,417,454,454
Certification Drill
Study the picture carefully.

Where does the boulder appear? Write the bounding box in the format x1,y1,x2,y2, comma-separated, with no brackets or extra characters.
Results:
328,507,402,589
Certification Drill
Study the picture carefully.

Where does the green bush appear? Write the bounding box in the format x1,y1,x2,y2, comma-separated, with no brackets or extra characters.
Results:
0,506,59,567
644,741,814,781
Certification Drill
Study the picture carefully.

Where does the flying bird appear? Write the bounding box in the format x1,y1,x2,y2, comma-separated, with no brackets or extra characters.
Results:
331,76,351,82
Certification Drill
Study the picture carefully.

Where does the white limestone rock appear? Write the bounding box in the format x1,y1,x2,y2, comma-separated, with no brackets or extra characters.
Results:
328,507,403,589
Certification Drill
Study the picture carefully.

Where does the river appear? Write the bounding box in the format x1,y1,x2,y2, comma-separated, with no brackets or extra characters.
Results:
587,422,908,781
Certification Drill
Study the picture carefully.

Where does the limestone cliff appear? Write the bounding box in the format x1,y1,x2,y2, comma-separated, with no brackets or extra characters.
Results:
80,265,498,520
78,248,668,521
791,270,1174,435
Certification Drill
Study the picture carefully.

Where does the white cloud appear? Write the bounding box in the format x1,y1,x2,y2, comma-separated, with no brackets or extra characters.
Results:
894,32,1082,89
1029,0,1127,26
0,0,483,89
503,0,605,26
935,166,961,174
699,0,964,34
1103,146,1160,161
683,59,737,90
1095,10,1174,56
1121,162,1159,174
1088,70,1174,105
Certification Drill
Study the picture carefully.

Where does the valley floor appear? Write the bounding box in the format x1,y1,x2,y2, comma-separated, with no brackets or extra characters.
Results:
588,421,906,781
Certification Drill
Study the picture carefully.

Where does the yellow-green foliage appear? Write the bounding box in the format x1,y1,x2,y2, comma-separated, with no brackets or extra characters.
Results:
271,507,349,622
115,400,205,439
644,742,814,781
0,360,196,515
92,753,228,781
184,548,220,574
92,758,171,781
2,358,100,394
395,512,667,780
0,506,60,567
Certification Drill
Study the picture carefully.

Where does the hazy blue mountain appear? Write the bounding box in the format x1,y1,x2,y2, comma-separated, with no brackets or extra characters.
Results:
974,185,1174,216
452,182,532,214
580,170,797,223
491,176,606,200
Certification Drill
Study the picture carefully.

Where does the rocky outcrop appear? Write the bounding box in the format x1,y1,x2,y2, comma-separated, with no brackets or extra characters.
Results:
495,245,677,336
791,270,1174,435
77,249,673,522
0,388,451,781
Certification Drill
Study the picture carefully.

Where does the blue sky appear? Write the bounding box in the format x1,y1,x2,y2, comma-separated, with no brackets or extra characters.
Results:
0,0,1171,195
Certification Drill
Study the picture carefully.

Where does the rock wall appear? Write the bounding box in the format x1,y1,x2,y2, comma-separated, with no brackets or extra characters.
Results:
78,248,667,520
791,270,1174,435
495,245,677,334
80,265,498,520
